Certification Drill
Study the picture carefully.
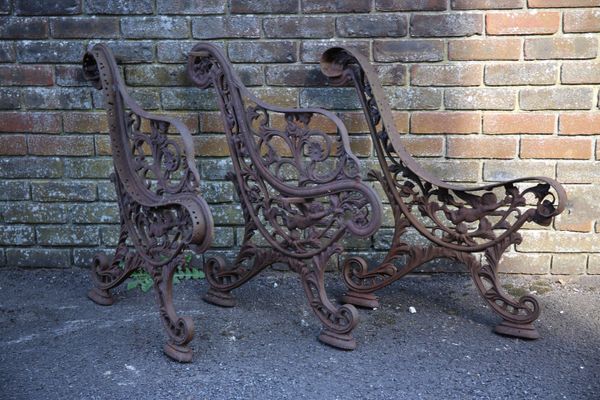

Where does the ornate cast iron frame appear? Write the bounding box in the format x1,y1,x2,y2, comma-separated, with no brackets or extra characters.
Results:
83,44,214,362
320,47,567,339
187,43,382,350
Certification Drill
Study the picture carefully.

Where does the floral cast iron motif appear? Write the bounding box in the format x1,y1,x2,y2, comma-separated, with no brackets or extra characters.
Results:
83,44,213,362
320,47,567,339
187,43,382,350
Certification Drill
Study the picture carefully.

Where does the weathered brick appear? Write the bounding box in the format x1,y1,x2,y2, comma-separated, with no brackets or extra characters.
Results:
374,40,444,62
64,158,113,178
551,254,587,275
301,40,370,63
125,64,187,87
483,113,555,134
31,181,96,202
85,0,153,14
377,64,407,86
485,63,557,86
520,87,593,111
88,41,154,63
233,65,264,87
121,17,188,39
451,0,524,9
412,112,480,134
528,0,600,7
99,225,120,246
0,17,48,39
445,88,515,110
229,41,297,63
93,87,159,110
483,160,555,181
559,113,600,135
158,0,225,14
22,88,91,110
0,42,15,63
411,64,482,86
486,12,559,35
411,13,483,37
265,65,327,87
420,160,480,182
0,65,53,86
15,0,80,15
403,136,444,157
0,181,30,200
376,0,447,11
521,137,592,160
0,112,62,133
588,254,600,274
50,17,119,38
210,204,244,225
0,225,35,246
28,135,95,156
300,88,360,110
231,0,298,13
6,248,71,268
564,10,600,33
449,38,520,60
518,231,600,253
16,41,84,63
555,185,598,233
160,88,217,110
524,37,597,60
72,248,113,267
337,15,407,38
37,225,99,246
0,157,63,178
0,0,10,14
198,158,233,180
63,112,108,133
448,137,517,159
157,40,212,63
557,161,600,184
0,135,27,155
198,181,235,203
2,202,69,223
264,16,334,39
72,203,119,223
562,62,600,84
193,135,229,157
387,88,442,110
192,16,260,39
497,252,551,274
0,89,21,110
97,182,116,201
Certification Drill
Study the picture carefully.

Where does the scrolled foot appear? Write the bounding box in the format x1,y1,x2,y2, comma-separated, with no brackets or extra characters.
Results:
203,288,236,307
163,341,193,363
318,329,357,350
494,320,540,340
87,287,114,306
341,291,380,309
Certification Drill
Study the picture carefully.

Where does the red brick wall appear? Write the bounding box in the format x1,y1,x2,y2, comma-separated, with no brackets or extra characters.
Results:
0,0,598,275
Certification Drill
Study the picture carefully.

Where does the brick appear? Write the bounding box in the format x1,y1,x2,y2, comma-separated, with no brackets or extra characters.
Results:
16,41,84,63
528,0,600,7
210,204,244,225
93,87,159,110
374,40,444,62
525,37,597,60
160,88,217,110
0,65,53,86
518,231,599,252
337,15,407,38
449,38,520,61
451,0,524,9
0,42,15,63
0,157,63,178
64,158,113,178
192,16,260,39
0,181,30,200
63,112,108,133
483,160,555,181
483,113,555,134
303,0,371,12
420,160,480,182
376,0,447,11
551,254,587,275
121,17,188,39
520,87,593,111
411,13,483,37
411,64,481,86
497,253,551,274
37,225,99,246
402,137,444,157
266,65,327,87
6,248,71,268
28,135,95,156
15,0,80,15
445,88,515,110
157,40,216,63
125,64,187,87
387,87,442,110
158,0,225,14
0,0,10,14
562,62,600,84
559,113,600,135
88,41,154,63
448,137,517,159
300,88,360,110
0,112,62,133
0,89,21,110
564,10,600,33
554,185,598,233
0,17,48,39
557,161,600,184
198,158,233,181
22,88,91,110
50,17,119,38
264,16,334,39
229,41,297,63
85,0,153,14
231,0,298,13
3,202,69,223
0,225,35,246
589,254,600,274
377,64,407,86
301,40,370,63
412,112,480,134
97,182,116,201
234,65,264,87
521,137,592,160
0,135,27,155
198,181,235,203
31,181,96,202
485,63,557,86
486,12,559,35
193,135,229,157
72,203,119,223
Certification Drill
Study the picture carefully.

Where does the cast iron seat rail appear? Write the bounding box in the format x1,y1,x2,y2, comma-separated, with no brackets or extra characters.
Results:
83,43,214,362
320,47,567,339
187,43,382,350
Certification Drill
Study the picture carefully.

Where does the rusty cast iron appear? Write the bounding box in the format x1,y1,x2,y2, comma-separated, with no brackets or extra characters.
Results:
320,47,567,339
83,44,214,362
187,43,382,350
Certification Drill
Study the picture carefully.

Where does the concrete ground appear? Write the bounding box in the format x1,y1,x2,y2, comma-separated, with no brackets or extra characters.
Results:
0,268,598,400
